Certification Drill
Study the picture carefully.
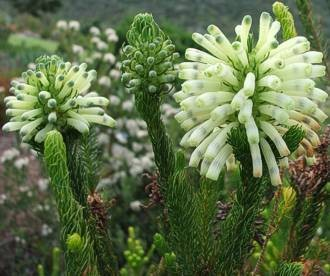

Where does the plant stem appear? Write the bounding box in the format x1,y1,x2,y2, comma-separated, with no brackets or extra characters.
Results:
252,186,282,276
135,92,175,190
216,166,269,274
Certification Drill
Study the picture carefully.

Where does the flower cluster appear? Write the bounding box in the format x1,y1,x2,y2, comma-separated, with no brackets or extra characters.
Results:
56,20,80,32
3,55,115,143
121,13,179,95
174,12,328,185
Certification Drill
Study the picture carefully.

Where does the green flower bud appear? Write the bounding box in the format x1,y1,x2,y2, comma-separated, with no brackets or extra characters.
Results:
148,43,156,50
124,250,130,257
122,60,131,67
135,64,144,73
164,252,176,268
134,51,143,60
148,71,157,78
148,85,157,93
153,233,168,254
121,13,178,95
122,73,132,83
272,1,297,40
66,233,83,252
165,44,175,52
120,268,128,276
147,56,155,64
123,45,135,54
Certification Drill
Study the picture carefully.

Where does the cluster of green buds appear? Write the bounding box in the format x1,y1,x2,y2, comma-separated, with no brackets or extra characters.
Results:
121,13,179,95
280,186,296,214
3,55,116,144
174,12,328,185
66,233,83,252
120,226,152,275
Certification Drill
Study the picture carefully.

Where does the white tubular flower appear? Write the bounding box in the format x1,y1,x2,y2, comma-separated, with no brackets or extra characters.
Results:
68,20,80,31
3,55,116,144
103,53,116,64
72,44,84,55
90,26,101,36
98,76,111,87
175,12,328,185
56,20,68,31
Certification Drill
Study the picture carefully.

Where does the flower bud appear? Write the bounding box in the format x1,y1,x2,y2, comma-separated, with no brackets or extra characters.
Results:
66,233,83,252
121,13,178,95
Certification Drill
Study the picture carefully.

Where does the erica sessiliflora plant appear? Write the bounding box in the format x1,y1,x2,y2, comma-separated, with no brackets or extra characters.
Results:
121,13,179,186
174,12,328,185
2,55,118,275
3,55,115,144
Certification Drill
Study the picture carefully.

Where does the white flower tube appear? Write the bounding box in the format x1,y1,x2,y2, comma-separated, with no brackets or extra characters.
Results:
260,121,290,157
240,15,252,51
245,117,259,144
238,99,253,123
204,123,237,160
249,142,262,177
256,12,272,50
260,138,282,186
189,128,221,167
206,144,233,180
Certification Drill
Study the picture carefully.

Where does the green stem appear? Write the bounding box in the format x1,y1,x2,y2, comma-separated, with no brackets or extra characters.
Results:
216,166,269,275
44,130,118,275
252,186,282,276
135,92,175,190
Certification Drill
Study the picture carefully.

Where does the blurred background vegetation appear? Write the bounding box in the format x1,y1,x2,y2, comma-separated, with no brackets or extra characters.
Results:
0,0,329,275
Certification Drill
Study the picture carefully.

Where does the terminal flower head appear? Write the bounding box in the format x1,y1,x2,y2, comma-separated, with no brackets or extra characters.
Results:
174,12,327,185
121,13,179,95
3,55,115,144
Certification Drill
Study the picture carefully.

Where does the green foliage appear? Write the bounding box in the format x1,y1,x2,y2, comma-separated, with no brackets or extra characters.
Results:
275,262,303,276
8,34,58,52
285,191,325,261
282,126,305,154
215,167,269,274
164,153,223,274
10,0,62,17
64,129,101,205
44,130,98,275
44,130,118,275
165,160,199,274
216,125,304,274
272,2,297,40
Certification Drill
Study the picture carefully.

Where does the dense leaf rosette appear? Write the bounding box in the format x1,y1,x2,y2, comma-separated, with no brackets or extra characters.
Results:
3,55,116,144
174,13,328,185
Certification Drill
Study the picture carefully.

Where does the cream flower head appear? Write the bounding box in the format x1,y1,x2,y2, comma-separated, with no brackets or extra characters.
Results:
174,12,328,185
3,55,115,144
